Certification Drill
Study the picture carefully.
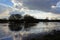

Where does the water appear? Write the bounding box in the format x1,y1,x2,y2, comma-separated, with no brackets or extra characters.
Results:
0,22,60,39
0,22,60,33
0,23,13,40
27,22,60,33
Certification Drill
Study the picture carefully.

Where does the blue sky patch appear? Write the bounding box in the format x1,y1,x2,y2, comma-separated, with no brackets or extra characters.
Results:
0,0,13,6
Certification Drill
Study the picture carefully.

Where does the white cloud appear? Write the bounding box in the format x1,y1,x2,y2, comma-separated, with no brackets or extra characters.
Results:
51,5,56,9
12,0,23,10
12,0,59,12
0,10,10,19
11,0,60,15
11,0,60,19
24,10,60,19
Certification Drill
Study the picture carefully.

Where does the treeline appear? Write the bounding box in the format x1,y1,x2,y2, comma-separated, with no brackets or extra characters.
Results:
0,14,60,23
0,19,8,23
0,19,60,23
0,14,40,23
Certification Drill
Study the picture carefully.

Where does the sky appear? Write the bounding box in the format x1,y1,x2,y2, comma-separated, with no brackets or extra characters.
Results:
0,0,13,6
0,0,60,19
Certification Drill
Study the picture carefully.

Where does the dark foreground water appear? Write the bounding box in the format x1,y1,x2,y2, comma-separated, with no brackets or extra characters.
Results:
0,22,60,40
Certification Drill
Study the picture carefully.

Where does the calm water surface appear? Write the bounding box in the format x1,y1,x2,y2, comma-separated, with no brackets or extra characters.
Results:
0,22,60,33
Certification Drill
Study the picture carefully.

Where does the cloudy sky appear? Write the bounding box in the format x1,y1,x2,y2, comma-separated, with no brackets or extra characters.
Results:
0,0,60,19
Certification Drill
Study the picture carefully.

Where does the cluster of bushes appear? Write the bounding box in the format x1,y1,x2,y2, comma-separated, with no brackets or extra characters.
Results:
8,14,39,31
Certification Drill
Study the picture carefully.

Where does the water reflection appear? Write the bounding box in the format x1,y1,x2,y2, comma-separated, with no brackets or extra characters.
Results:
0,22,60,40
9,22,22,31
23,23,38,31
22,30,60,40
8,22,60,33
0,22,60,33
23,22,60,33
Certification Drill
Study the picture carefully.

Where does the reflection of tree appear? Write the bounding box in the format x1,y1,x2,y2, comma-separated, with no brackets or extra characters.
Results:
9,23,22,31
43,22,48,25
8,14,22,31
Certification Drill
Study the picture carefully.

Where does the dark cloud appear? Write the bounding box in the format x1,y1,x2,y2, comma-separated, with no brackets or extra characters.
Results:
13,0,60,14
22,0,59,12
52,7,60,14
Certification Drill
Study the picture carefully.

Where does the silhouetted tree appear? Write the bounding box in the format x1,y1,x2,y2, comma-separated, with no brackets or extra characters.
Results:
8,14,22,31
9,14,22,20
23,14,37,29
